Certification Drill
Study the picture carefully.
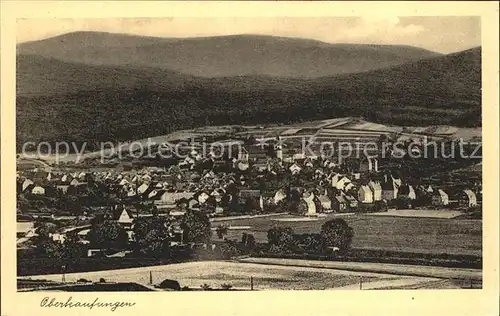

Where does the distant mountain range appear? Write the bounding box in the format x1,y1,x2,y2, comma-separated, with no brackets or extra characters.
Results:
16,32,481,147
17,31,441,78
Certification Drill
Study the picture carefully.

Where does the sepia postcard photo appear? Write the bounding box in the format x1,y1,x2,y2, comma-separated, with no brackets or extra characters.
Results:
1,1,499,316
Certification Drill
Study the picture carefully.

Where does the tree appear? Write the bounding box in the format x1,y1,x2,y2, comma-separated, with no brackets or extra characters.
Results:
87,221,128,250
36,238,63,258
181,210,212,243
60,231,86,260
215,224,229,239
267,226,298,254
57,195,83,216
241,233,256,249
243,198,260,214
133,216,172,257
320,219,354,252
215,240,240,259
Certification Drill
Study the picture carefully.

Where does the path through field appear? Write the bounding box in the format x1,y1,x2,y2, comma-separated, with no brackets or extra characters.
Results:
19,260,477,290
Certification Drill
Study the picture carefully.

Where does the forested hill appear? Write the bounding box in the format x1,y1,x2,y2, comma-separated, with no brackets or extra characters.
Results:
16,47,481,147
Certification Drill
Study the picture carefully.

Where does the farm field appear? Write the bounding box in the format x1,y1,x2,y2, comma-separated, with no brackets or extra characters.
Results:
367,209,465,218
16,221,34,234
21,261,443,290
220,214,482,256
19,117,481,164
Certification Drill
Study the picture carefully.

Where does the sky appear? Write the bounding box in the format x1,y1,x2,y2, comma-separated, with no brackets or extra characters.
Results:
16,16,481,54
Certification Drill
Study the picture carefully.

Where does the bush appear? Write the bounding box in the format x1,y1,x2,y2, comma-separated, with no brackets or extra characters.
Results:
241,233,256,249
394,197,412,209
216,224,229,239
99,278,106,283
215,240,240,259
465,205,481,213
220,283,233,290
373,200,388,212
158,279,181,291
267,226,299,254
77,278,91,283
200,283,212,291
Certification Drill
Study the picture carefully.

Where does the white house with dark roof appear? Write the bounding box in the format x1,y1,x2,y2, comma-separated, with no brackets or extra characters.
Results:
368,181,382,201
358,185,373,204
61,174,69,183
330,173,340,188
22,179,34,192
197,191,210,204
31,185,46,195
344,182,355,192
336,176,351,190
289,163,302,175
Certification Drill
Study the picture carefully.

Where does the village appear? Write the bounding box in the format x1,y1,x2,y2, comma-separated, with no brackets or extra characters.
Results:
17,127,482,253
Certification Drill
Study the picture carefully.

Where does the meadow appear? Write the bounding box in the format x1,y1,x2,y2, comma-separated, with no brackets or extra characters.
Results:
221,214,482,256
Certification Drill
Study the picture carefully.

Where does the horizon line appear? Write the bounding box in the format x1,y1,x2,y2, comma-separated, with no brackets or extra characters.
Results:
16,30,471,54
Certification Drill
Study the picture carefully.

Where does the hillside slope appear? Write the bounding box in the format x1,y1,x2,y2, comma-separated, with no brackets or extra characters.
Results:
17,32,441,78
16,47,481,147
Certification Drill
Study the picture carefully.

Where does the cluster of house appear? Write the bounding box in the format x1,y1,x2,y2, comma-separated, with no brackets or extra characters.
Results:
16,144,482,255
17,170,91,196
17,144,482,220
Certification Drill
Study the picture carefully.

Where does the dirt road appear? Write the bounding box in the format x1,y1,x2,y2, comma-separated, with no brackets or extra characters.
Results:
19,260,474,290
